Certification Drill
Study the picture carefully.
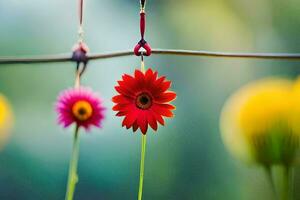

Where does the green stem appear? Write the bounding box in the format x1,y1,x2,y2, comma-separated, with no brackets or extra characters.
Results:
281,166,293,200
65,126,80,200
138,134,147,200
264,165,278,200
290,168,294,200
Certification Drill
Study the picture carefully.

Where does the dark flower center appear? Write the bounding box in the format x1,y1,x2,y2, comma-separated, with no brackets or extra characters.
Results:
78,108,87,115
136,93,152,110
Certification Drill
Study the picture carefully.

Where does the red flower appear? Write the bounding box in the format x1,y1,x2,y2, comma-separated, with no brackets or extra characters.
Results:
112,69,176,134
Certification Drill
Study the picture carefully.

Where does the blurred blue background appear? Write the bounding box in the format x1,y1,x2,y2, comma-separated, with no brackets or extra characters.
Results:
0,0,299,199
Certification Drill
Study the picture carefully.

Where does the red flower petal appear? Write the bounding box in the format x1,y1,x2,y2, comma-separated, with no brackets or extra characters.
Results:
112,95,132,104
155,92,176,103
122,74,135,84
157,104,176,110
133,121,139,132
147,112,158,131
145,68,153,77
112,104,124,111
159,81,172,93
122,111,137,129
154,76,166,87
113,103,134,112
152,104,174,117
145,69,155,83
134,70,145,85
153,71,158,81
137,112,148,134
117,80,138,94
116,111,127,116
152,111,165,125
122,74,140,91
116,85,137,97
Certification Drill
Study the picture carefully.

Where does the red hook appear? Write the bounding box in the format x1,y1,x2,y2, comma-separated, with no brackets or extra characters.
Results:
134,10,152,56
134,39,152,56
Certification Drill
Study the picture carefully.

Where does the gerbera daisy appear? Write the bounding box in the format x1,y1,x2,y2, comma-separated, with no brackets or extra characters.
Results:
112,68,176,134
56,87,105,131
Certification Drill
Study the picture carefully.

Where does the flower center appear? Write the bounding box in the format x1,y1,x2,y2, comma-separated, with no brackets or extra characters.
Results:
72,100,93,121
136,93,152,110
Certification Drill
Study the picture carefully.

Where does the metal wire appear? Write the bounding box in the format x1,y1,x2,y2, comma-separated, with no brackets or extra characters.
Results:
0,49,299,65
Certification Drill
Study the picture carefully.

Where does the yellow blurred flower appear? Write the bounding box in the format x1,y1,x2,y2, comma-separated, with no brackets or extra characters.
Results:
0,94,13,148
220,78,300,166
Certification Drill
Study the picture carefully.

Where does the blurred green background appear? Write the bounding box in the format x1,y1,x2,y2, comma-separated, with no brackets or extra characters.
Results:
0,0,299,199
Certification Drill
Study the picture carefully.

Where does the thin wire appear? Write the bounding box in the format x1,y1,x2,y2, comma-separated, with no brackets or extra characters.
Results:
79,0,83,26
78,0,84,42
0,49,299,65
74,0,86,84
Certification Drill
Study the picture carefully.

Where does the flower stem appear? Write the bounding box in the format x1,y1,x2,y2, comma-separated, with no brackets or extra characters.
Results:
264,165,278,200
290,168,294,200
141,59,145,73
65,126,80,200
138,134,147,200
281,166,294,200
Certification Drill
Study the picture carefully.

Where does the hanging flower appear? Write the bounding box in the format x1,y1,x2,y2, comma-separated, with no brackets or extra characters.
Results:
56,87,105,131
112,68,176,134
220,78,300,165
0,94,13,148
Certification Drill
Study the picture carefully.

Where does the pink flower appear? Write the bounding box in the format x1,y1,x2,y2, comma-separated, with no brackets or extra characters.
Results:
56,87,105,131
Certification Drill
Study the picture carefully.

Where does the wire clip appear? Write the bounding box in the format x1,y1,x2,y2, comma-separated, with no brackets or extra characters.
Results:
72,42,89,76
72,42,89,64
134,8,151,56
